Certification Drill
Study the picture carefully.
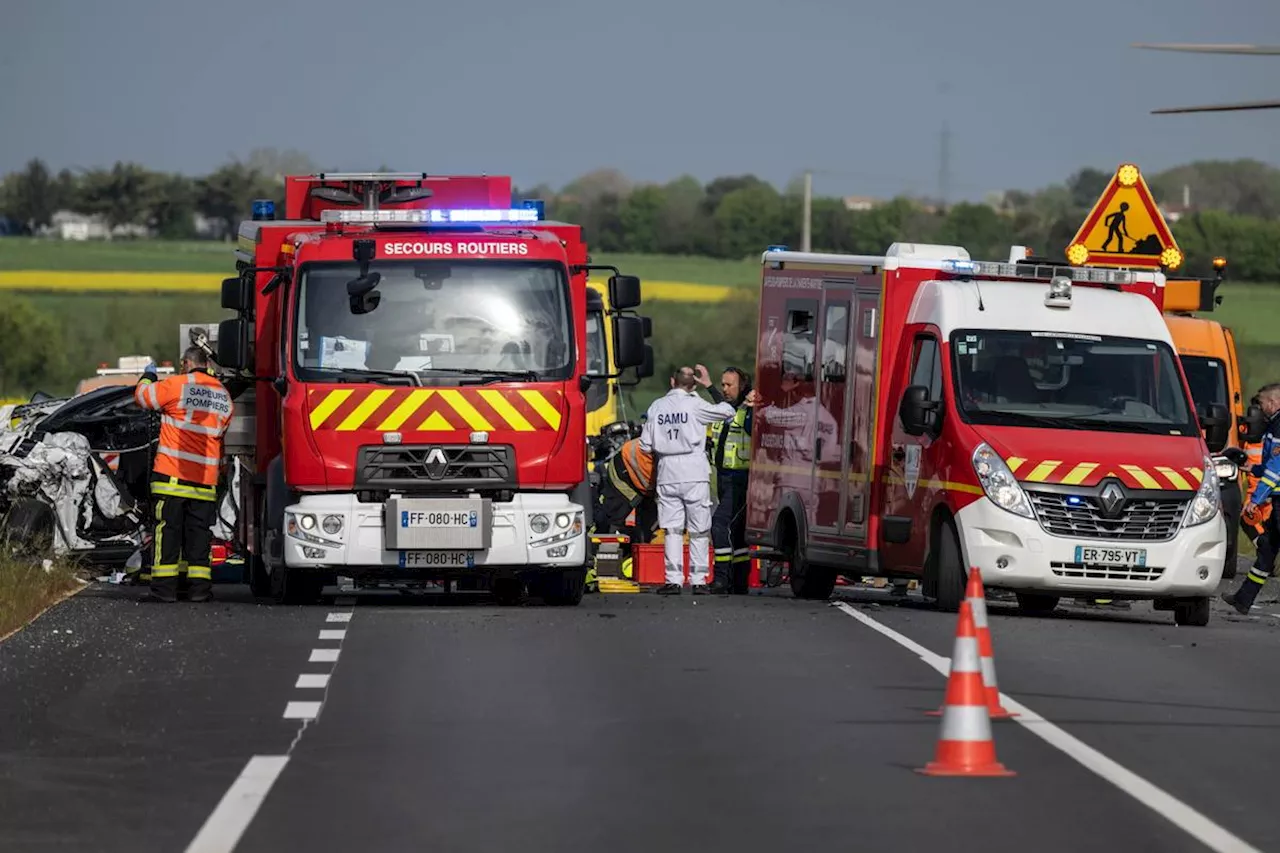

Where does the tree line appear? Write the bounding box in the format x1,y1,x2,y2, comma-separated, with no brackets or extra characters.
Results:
3,152,1280,280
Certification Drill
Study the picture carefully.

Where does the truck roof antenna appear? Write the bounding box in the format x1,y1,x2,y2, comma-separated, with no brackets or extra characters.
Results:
973,277,986,311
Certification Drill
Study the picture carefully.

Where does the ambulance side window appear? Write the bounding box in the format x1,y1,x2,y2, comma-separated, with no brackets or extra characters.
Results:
782,299,817,382
909,336,943,401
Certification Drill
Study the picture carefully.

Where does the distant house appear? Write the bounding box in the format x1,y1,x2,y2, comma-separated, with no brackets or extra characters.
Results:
842,195,882,211
45,211,110,241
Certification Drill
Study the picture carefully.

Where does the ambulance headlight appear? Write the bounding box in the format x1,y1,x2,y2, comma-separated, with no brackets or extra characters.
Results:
1213,456,1238,481
1183,455,1222,528
972,443,1034,519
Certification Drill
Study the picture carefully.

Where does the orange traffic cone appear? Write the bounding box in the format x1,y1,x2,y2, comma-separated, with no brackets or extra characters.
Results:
917,599,1016,777
966,567,1016,720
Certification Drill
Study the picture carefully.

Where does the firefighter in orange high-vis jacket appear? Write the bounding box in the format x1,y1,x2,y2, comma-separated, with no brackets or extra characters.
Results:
134,346,233,603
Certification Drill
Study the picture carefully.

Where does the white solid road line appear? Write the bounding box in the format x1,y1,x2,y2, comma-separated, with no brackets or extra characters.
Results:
832,602,1263,853
184,755,289,853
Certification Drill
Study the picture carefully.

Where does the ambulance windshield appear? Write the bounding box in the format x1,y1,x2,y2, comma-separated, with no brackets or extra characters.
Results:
291,260,573,382
950,330,1198,435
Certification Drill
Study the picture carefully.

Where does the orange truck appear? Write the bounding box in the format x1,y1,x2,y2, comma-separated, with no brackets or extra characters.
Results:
1161,262,1247,579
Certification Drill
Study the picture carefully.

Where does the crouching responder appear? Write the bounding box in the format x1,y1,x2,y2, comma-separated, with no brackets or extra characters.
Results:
704,366,755,595
1223,383,1280,615
591,420,659,580
133,347,233,603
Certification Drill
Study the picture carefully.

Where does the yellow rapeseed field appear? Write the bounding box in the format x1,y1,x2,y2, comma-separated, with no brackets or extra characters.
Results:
0,271,749,302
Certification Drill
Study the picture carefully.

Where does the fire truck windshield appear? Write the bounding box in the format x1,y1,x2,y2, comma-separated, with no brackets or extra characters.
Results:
950,330,1199,436
291,260,573,382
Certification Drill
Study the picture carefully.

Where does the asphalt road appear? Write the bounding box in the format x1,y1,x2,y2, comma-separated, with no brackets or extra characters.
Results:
0,572,1277,853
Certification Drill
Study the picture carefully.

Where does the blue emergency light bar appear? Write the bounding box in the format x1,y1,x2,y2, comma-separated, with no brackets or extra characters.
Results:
251,199,276,221
319,206,544,225
941,257,1137,285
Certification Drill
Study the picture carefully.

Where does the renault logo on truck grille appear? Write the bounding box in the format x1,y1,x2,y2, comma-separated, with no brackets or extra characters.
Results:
1098,481,1126,517
424,447,448,479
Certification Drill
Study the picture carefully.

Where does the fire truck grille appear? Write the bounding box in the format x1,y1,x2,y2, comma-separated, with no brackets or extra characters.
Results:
356,445,515,490
1026,490,1190,541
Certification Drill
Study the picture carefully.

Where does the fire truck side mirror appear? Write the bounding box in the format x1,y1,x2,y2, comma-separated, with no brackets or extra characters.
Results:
611,316,646,369
217,318,250,371
1198,402,1231,453
222,276,253,313
899,385,940,437
608,275,642,311
640,315,653,338
636,344,655,378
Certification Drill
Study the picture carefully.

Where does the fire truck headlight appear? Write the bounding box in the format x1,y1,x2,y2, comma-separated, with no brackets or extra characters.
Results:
321,515,343,536
1184,455,1222,528
555,513,572,530
299,514,317,531
530,514,551,535
1213,456,1238,482
971,443,1034,519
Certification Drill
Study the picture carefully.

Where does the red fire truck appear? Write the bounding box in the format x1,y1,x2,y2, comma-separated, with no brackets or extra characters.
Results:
213,172,650,605
745,242,1231,626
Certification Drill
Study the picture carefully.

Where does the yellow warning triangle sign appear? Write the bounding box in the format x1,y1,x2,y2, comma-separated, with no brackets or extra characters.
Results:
1065,163,1183,270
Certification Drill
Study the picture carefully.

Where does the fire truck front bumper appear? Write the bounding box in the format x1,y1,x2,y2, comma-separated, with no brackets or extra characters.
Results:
281,493,587,573
956,498,1226,599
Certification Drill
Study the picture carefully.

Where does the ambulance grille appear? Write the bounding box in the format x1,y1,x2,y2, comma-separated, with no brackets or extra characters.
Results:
1049,562,1165,582
1026,490,1189,541
356,444,515,490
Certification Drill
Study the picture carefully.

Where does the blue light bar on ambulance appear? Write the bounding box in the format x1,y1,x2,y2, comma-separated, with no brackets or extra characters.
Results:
319,207,543,225
941,258,1137,285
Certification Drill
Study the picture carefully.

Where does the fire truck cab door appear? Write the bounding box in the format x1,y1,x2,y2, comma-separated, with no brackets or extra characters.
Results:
880,328,946,572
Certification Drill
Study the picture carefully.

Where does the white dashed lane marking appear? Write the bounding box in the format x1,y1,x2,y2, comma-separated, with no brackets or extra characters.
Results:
185,599,357,853
832,601,1263,853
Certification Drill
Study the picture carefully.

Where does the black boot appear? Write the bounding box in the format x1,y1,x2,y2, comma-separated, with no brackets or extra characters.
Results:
1223,577,1264,615
145,576,178,603
656,583,682,596
187,580,214,603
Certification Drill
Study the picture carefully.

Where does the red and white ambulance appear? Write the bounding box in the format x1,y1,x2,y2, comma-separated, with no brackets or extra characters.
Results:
745,243,1228,626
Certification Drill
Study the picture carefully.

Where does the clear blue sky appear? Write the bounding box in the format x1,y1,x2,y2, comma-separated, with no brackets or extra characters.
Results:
2,0,1277,202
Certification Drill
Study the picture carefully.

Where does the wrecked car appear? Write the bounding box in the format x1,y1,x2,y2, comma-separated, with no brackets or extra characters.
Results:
0,386,243,581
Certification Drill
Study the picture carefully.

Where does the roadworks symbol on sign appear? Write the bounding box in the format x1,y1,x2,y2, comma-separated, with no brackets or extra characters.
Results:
1065,163,1183,271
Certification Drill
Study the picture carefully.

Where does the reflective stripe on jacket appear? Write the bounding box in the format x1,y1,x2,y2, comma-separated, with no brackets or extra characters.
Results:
135,370,233,488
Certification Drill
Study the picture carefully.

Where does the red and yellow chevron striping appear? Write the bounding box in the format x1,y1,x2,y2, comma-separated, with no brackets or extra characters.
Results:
1005,457,1203,491
307,387,564,433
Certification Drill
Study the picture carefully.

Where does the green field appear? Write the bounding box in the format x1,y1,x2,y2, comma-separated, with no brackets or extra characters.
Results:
0,238,761,287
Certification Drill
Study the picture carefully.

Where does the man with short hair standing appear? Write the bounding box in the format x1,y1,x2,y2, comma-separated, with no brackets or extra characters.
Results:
134,347,233,603
641,365,735,595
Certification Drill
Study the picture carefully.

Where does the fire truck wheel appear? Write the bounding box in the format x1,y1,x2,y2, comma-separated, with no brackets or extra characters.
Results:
928,518,966,612
492,577,524,606
271,565,327,605
249,503,273,598
534,570,587,606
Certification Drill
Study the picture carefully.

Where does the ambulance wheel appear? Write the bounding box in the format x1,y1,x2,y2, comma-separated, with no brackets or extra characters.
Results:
788,553,837,601
929,518,966,612
1174,597,1211,627
1014,593,1060,615
1222,534,1238,580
